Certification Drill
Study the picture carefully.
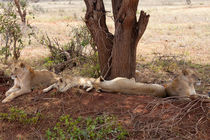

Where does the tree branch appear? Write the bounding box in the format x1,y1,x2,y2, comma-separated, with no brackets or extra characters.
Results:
111,0,122,21
14,0,26,24
113,0,139,28
84,0,111,34
136,11,150,44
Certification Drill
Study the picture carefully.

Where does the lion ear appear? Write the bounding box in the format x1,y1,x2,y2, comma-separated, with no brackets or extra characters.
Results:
19,62,25,68
182,69,189,76
99,76,105,82
94,77,102,84
59,78,63,83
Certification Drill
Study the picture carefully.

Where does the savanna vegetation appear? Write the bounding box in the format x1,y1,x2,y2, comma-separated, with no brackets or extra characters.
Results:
0,0,209,139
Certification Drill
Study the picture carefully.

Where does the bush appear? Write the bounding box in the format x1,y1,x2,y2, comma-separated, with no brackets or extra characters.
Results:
80,52,100,78
42,25,100,77
0,1,33,62
0,107,42,125
0,2,23,61
46,115,128,140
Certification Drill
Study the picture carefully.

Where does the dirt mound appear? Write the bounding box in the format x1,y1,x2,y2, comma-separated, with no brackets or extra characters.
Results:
0,76,209,139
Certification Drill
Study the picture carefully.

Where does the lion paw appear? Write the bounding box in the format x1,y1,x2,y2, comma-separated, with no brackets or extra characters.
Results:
2,97,12,103
43,88,49,93
5,91,11,97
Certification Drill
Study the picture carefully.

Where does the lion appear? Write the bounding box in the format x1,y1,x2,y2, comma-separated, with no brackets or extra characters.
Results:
2,62,59,103
165,69,209,99
43,75,95,93
93,69,209,99
93,77,166,97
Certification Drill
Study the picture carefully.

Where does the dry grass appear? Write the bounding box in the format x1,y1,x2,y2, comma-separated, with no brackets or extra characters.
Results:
137,5,210,64
17,1,210,66
130,96,210,139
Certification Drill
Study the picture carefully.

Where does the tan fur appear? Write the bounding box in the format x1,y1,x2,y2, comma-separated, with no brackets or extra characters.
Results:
2,62,58,103
93,77,166,97
165,69,209,99
43,75,95,93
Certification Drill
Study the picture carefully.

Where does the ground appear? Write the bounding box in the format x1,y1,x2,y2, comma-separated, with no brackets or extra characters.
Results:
0,0,210,139
0,72,209,139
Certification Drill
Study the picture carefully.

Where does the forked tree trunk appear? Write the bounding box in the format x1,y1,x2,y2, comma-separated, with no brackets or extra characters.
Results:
84,0,149,79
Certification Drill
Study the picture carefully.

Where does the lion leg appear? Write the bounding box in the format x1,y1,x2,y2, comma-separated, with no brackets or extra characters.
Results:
59,83,77,92
5,78,20,96
189,94,209,102
85,81,94,92
198,94,209,98
59,86,72,92
86,85,93,92
43,83,57,93
5,87,20,96
191,94,209,99
2,88,31,103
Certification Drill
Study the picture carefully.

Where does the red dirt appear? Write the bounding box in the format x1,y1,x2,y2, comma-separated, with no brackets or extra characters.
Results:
0,72,209,139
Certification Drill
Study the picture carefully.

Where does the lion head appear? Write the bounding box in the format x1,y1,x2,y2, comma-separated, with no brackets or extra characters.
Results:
10,62,32,79
11,62,25,78
56,78,67,91
182,69,201,85
92,76,105,91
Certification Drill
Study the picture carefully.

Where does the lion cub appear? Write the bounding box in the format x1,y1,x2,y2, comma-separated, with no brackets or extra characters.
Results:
165,69,209,99
2,62,58,103
43,75,95,93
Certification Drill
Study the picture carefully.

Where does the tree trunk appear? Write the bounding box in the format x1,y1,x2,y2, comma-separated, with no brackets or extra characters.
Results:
13,37,20,60
84,0,114,79
84,0,149,79
4,33,10,63
14,0,26,24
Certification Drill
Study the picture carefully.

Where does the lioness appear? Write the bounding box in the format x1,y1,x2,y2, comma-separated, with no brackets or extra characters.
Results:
93,69,209,99
2,62,58,103
165,69,209,99
93,77,166,97
43,75,95,93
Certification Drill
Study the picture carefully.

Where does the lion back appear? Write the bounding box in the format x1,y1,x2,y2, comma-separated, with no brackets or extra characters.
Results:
31,70,58,89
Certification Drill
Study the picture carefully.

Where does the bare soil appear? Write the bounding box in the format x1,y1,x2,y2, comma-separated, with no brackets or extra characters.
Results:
0,71,209,140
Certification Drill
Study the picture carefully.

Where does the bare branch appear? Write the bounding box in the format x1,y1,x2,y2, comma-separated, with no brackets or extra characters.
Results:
131,97,209,139
13,0,26,24
114,0,139,28
136,11,150,44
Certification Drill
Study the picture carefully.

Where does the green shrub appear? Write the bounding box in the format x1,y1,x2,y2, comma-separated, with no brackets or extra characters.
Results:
0,1,33,62
0,2,23,61
0,107,41,125
46,115,128,140
42,25,100,77
80,52,100,78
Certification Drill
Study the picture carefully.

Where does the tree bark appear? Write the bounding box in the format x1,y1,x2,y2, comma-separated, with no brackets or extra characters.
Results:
84,0,113,79
84,0,149,79
13,37,19,60
14,0,26,24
